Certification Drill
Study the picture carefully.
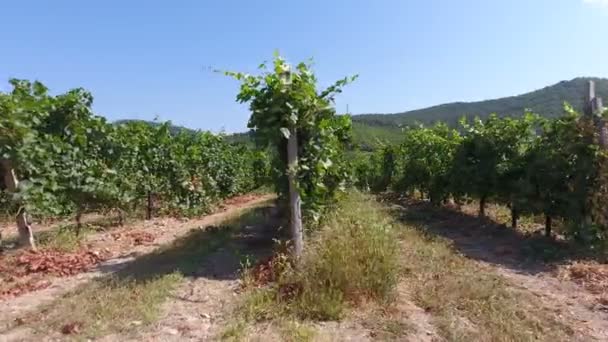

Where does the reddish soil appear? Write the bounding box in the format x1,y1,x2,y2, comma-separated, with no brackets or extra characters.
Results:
0,194,269,301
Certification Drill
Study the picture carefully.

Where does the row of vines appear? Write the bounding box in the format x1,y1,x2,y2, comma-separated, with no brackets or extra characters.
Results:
354,107,608,245
224,54,356,257
1,79,271,248
0,54,357,256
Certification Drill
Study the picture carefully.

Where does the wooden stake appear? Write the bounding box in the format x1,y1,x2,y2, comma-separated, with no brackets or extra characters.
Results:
588,80,607,148
1,159,36,250
146,190,153,220
287,127,303,259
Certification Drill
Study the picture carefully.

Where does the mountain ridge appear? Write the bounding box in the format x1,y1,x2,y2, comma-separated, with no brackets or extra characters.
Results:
352,77,608,127
113,77,608,150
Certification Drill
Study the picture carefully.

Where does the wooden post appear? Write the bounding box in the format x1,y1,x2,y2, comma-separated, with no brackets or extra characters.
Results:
117,209,124,226
511,206,518,229
0,159,36,250
146,190,153,220
588,81,607,148
479,195,486,218
287,127,303,259
75,210,83,236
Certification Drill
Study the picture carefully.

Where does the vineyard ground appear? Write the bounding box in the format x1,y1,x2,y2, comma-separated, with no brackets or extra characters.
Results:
222,195,608,341
0,194,275,340
387,196,608,340
1,193,608,341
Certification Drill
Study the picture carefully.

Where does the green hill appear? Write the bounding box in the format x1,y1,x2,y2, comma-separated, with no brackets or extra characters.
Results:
113,119,198,136
353,77,608,128
114,77,607,151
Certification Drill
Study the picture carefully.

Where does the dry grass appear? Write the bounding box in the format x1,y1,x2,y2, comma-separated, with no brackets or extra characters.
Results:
361,313,415,341
234,192,577,341
278,320,316,342
2,214,120,253
25,204,272,339
559,262,608,295
220,319,315,342
34,273,182,338
238,191,400,322
220,320,248,341
36,226,85,252
397,216,575,341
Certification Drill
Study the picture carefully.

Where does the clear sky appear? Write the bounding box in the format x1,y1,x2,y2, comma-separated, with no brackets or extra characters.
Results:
2,0,608,132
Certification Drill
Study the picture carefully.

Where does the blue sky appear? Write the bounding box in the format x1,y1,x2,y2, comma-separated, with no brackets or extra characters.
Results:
2,0,608,132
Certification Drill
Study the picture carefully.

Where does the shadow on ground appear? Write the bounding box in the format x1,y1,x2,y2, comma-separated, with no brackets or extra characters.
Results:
382,195,598,275
96,203,283,285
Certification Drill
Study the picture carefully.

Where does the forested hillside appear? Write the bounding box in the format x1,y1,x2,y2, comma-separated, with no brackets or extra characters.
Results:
113,119,197,136
112,78,608,151
239,77,608,150
353,77,608,127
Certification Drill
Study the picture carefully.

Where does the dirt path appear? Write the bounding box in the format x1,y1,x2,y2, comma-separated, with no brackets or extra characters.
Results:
0,194,274,335
5,195,605,341
95,198,438,342
494,267,608,341
98,204,281,341
442,229,608,341
397,199,608,341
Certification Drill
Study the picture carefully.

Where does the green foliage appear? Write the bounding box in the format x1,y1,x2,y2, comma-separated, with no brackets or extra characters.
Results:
350,151,381,191
354,105,608,245
395,123,462,203
524,106,608,242
451,113,540,210
240,191,399,321
0,78,269,229
113,121,262,215
224,53,356,222
227,122,404,152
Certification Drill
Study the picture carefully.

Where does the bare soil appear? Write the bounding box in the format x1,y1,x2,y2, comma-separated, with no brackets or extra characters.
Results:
2,194,608,341
394,198,608,341
0,194,273,340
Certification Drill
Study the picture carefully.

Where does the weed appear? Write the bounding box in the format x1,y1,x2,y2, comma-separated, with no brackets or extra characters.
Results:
37,226,84,252
221,320,247,341
36,273,182,338
238,191,400,321
278,320,316,342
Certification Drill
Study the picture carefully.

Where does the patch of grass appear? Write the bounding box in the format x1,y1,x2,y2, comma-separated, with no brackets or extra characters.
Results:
2,223,88,252
36,273,182,338
240,287,280,321
370,318,414,341
251,184,275,195
238,191,400,322
220,320,248,341
30,203,274,339
37,226,85,252
458,200,549,234
2,215,121,251
234,193,576,340
382,319,412,336
278,320,316,342
397,221,575,341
